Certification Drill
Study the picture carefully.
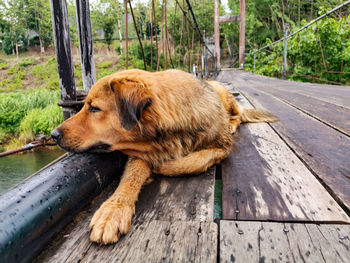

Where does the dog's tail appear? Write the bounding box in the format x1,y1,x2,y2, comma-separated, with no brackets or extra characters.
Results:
240,109,279,123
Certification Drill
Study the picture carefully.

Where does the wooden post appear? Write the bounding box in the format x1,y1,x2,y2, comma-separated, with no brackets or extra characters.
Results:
49,0,76,120
253,50,256,73
125,0,128,69
150,0,153,70
75,0,96,92
239,0,245,69
214,0,220,68
128,0,146,70
203,30,208,78
283,23,288,79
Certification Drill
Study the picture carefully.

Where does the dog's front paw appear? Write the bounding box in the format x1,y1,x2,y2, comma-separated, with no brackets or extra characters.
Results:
89,200,135,244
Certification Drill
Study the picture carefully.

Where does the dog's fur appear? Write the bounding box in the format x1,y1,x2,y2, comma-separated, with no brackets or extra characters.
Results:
52,69,277,244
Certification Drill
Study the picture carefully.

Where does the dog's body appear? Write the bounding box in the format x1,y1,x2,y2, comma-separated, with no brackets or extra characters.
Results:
51,69,277,244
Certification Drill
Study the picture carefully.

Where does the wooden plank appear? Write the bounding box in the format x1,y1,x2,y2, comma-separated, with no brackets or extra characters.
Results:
75,0,96,92
223,70,350,109
36,167,216,262
221,94,349,222
245,84,350,136
81,221,217,263
232,82,350,214
220,220,350,263
219,15,240,23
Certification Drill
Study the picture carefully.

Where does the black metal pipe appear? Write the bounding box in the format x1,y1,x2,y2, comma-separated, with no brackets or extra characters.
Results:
0,152,127,263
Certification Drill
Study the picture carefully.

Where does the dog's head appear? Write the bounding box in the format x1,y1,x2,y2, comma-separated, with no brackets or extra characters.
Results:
51,73,154,154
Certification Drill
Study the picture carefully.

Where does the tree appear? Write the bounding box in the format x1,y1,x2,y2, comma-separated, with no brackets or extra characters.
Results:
26,0,52,53
91,0,121,49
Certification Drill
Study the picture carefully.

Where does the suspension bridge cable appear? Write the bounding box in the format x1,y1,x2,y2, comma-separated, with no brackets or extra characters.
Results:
183,0,214,56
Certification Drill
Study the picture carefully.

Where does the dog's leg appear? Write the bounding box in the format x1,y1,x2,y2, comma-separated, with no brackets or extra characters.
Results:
89,157,151,244
153,148,230,176
229,116,242,134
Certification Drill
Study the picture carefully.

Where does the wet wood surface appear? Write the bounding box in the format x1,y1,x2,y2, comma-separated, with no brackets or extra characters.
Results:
220,93,349,222
218,70,350,214
220,220,350,263
36,168,217,262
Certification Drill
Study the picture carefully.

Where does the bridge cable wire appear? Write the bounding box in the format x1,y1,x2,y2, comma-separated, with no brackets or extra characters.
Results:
256,0,350,53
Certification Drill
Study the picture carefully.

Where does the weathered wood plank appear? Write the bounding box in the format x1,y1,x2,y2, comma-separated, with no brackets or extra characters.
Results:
221,94,349,222
220,220,350,263
217,70,350,214
235,84,350,214
221,70,350,109
81,220,217,263
36,167,216,262
245,84,350,136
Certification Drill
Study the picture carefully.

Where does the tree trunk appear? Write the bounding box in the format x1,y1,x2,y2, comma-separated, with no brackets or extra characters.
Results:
15,41,19,59
298,0,301,25
39,37,45,53
310,0,314,20
118,19,123,54
11,40,15,55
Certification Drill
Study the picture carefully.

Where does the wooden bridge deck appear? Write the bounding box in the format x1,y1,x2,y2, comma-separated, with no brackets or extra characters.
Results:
36,70,350,262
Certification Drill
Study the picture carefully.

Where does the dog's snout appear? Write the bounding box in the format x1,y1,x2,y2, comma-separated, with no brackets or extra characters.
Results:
51,129,63,142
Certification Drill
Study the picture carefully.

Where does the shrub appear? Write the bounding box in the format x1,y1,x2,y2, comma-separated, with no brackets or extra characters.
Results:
119,42,157,70
0,89,59,133
18,58,35,67
8,66,19,75
2,33,13,55
0,63,8,70
97,61,113,69
19,104,63,138
32,58,59,90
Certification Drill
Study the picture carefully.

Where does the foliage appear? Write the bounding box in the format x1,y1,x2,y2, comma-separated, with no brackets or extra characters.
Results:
245,15,350,84
31,58,59,90
19,104,63,139
97,61,113,69
119,41,157,70
18,58,35,67
0,88,59,133
0,62,7,69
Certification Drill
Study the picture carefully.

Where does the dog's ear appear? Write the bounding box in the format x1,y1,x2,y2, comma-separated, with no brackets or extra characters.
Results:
110,78,152,130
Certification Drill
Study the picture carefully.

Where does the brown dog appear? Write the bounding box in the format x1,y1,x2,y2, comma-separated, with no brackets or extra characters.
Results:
51,69,277,244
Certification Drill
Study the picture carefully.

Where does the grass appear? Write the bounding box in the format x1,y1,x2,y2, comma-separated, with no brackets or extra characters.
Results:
0,89,60,133
18,58,35,67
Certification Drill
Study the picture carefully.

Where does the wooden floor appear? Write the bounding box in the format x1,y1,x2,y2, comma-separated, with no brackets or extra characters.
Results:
36,70,350,262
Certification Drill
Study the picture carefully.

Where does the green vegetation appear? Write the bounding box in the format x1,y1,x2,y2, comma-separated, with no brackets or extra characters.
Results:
0,63,7,69
225,0,350,84
18,58,35,67
31,58,59,90
119,42,157,71
245,15,350,84
0,89,61,150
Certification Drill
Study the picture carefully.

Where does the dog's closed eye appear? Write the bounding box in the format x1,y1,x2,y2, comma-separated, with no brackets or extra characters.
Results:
89,106,101,113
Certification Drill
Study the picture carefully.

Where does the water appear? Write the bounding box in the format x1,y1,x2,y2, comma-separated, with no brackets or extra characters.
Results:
0,147,66,195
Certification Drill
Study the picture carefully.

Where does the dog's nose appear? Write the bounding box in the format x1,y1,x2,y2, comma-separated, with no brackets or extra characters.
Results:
51,129,62,142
